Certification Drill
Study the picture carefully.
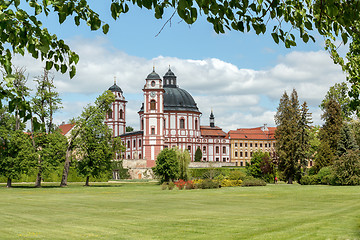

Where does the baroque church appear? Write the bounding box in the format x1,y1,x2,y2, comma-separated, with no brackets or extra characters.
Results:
105,68,230,168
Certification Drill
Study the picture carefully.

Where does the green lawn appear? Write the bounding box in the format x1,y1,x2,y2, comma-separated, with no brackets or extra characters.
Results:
0,182,359,240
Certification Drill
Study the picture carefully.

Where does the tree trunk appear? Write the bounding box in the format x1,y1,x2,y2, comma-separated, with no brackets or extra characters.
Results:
60,149,72,187
6,178,12,188
85,176,90,186
288,177,293,184
35,163,42,188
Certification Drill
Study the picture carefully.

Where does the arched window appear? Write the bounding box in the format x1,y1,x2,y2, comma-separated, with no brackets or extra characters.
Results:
150,100,156,110
127,140,130,148
195,119,198,130
119,109,123,119
139,154,142,159
133,140,136,148
107,109,113,119
180,119,185,129
139,139,142,147
141,119,144,130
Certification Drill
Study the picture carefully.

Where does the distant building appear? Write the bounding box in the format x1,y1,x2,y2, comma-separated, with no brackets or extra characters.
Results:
106,68,230,168
227,125,276,166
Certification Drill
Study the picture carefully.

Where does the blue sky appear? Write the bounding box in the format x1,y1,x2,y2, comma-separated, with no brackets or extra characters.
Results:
13,3,347,131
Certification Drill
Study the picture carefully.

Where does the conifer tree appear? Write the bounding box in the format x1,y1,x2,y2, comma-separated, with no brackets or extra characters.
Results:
275,89,312,184
194,147,202,162
337,123,358,157
315,99,342,171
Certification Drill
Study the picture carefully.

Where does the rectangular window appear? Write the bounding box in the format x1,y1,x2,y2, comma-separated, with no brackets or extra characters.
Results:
250,152,253,157
223,158,226,162
250,143,252,147
139,139,141,147
245,152,248,157
216,157,219,162
133,140,136,148
216,146,219,154
203,157,207,161
235,142,238,147
245,143,248,147
265,143,268,148
164,145,168,148
151,127,155,135
223,146,226,154
255,143,258,147
240,152,243,157
240,161,243,167
235,151,238,157
240,143,243,147
260,143,263,147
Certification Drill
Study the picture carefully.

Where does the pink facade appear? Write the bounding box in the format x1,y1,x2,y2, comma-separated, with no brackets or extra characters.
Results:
107,68,230,168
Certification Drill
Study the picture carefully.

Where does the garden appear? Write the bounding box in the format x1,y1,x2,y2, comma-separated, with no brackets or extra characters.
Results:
0,182,359,239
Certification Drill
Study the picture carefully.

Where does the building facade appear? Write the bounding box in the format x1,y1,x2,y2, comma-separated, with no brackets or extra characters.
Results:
227,125,276,166
106,68,230,168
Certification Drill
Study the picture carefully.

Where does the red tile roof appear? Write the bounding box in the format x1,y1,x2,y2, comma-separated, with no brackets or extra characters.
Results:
200,126,227,138
58,123,75,136
227,126,276,140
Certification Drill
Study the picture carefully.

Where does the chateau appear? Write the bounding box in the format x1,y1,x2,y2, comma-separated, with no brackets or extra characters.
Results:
103,68,277,178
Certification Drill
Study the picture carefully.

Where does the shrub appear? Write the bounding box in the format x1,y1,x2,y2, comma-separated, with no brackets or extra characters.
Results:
241,177,266,187
196,179,220,189
174,179,186,190
332,150,360,185
228,170,246,181
300,175,319,185
161,182,168,190
168,181,175,190
221,179,242,187
185,180,195,189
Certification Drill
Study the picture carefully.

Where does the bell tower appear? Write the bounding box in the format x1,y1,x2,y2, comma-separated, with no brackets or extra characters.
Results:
142,68,165,167
105,77,127,137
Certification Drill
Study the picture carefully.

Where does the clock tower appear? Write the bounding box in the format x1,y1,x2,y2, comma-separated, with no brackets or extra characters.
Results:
142,68,165,167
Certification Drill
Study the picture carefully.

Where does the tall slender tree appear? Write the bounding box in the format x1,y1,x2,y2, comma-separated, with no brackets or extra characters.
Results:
31,69,63,187
275,89,312,184
315,99,342,171
337,123,358,157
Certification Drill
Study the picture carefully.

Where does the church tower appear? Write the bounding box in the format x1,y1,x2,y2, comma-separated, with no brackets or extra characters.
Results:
210,110,215,128
142,69,165,167
105,78,127,137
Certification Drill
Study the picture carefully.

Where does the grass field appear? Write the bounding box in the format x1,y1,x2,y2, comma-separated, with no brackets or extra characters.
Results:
0,182,359,240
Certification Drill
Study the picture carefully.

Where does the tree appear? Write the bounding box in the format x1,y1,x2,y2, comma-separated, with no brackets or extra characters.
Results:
126,126,134,132
60,91,115,187
275,89,312,184
349,119,360,147
337,123,358,157
31,69,63,187
194,147,202,162
177,149,191,181
332,150,360,185
76,108,123,186
314,99,343,171
320,83,353,120
152,148,179,183
246,150,275,183
0,108,36,187
1,0,360,124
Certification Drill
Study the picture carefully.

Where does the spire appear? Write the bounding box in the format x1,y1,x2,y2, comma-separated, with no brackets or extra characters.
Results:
210,110,215,128
114,76,116,85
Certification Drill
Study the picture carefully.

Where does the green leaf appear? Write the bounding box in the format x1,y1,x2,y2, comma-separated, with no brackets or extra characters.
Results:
102,24,109,34
45,61,53,70
70,65,76,79
271,32,279,44
61,64,67,74
341,32,348,45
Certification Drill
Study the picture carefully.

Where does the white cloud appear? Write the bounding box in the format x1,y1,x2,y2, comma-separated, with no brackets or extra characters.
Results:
12,37,346,131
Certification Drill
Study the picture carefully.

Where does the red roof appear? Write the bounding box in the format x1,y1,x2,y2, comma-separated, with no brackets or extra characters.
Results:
58,123,75,136
200,126,227,138
227,126,276,140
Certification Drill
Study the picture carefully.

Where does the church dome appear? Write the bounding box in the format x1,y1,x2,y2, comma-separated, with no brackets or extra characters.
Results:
109,83,123,93
163,86,200,112
146,70,161,80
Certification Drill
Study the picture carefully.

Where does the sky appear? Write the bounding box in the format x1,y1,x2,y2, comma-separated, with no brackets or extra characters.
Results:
12,3,347,132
